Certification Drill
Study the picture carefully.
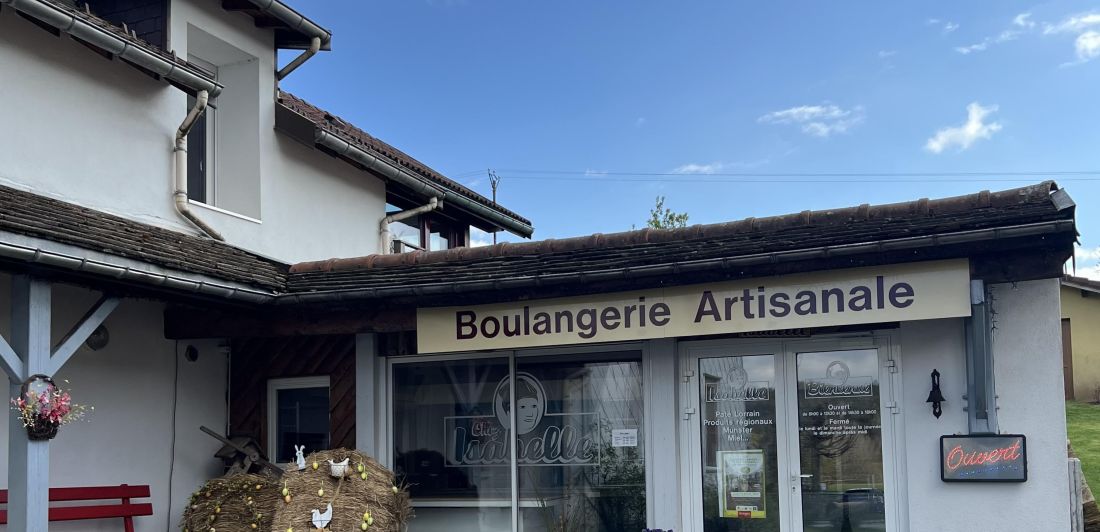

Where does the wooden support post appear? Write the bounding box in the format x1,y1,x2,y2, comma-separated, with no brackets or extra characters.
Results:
7,275,52,532
50,294,120,375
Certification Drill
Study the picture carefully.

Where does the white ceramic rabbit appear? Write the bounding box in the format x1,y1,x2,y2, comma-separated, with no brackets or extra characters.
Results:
295,445,306,471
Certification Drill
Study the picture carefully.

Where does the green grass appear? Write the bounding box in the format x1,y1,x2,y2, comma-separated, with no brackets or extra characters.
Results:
1067,401,1100,492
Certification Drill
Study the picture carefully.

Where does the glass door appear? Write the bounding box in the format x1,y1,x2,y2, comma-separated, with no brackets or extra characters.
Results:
682,342,792,532
788,349,887,532
683,341,895,532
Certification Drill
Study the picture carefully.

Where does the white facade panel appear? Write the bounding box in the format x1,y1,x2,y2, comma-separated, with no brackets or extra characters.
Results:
0,0,386,265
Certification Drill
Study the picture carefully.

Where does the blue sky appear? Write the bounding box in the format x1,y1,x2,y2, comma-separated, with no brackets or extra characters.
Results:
279,1,1100,276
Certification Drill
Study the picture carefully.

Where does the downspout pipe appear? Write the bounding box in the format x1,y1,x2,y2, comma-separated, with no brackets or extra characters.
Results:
315,130,535,238
380,197,441,254
276,36,321,81
174,91,225,241
0,0,222,97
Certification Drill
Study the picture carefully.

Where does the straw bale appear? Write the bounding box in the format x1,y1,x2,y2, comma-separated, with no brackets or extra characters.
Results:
270,449,412,532
179,473,280,532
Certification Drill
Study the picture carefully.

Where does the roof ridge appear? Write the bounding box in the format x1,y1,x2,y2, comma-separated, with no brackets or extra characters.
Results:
290,180,1060,274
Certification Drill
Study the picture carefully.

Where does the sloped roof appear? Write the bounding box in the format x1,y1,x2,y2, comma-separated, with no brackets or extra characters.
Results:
0,185,286,290
1063,275,1100,295
285,181,1076,301
276,92,533,231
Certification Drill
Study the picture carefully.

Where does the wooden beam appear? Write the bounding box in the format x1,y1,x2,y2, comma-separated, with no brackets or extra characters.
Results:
0,334,22,383
50,295,120,375
8,275,52,532
164,306,416,339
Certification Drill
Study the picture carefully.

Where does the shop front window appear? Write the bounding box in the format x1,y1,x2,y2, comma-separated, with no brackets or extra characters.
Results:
393,351,645,532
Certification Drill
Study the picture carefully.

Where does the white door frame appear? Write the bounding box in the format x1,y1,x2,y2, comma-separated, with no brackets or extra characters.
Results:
678,334,905,532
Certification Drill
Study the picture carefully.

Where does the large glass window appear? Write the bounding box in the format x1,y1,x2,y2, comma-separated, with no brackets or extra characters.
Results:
393,352,645,532
394,358,513,531
516,353,645,532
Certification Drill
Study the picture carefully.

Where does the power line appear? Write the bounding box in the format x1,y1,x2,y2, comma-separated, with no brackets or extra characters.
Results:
494,168,1100,178
496,175,1100,184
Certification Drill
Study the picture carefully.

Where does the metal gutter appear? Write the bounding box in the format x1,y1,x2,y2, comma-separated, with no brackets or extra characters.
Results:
275,218,1076,305
0,0,223,97
237,0,332,50
314,129,536,238
0,236,276,304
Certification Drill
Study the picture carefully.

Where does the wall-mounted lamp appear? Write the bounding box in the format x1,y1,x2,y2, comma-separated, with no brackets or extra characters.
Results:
83,325,109,351
926,369,945,418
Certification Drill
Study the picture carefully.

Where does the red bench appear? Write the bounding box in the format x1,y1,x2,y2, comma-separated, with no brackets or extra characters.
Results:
0,484,152,532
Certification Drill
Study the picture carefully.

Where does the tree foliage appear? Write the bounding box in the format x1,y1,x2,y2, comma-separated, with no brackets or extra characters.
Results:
647,195,689,229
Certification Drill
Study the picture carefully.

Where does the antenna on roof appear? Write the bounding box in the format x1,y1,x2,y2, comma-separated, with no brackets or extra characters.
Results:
489,169,501,245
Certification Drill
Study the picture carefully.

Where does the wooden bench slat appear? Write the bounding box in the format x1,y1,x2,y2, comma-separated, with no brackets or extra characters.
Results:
0,503,153,524
0,484,150,503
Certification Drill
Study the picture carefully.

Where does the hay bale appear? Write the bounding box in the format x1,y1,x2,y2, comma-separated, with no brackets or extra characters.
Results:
271,448,412,532
179,473,280,532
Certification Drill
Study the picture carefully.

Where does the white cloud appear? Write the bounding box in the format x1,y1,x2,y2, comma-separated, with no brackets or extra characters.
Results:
469,227,493,247
1077,244,1100,263
758,104,865,138
1044,12,1100,35
927,18,958,33
955,13,1041,55
672,162,726,175
924,102,1003,154
584,169,608,176
1074,31,1100,62
956,28,1025,54
635,117,646,127
877,50,897,58
1070,244,1100,279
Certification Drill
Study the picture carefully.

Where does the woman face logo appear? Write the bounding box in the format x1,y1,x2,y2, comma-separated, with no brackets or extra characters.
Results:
493,372,547,436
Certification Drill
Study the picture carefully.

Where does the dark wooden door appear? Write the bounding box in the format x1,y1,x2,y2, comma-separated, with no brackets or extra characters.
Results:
1063,318,1074,400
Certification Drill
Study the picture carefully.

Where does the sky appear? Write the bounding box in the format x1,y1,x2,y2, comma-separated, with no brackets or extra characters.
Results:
278,1,1100,277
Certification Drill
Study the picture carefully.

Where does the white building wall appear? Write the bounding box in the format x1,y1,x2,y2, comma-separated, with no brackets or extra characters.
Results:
0,0,386,265
900,279,1070,532
0,277,227,532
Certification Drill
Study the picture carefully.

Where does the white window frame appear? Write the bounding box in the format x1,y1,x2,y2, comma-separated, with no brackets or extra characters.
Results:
266,376,331,462
186,54,218,206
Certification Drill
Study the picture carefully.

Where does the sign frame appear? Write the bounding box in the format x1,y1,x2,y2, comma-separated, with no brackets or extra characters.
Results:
939,434,1027,483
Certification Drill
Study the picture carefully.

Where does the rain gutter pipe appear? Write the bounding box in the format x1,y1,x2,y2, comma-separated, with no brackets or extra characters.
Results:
380,197,441,254
174,90,224,240
237,0,332,50
314,130,535,238
277,36,321,81
0,237,276,304
0,0,222,97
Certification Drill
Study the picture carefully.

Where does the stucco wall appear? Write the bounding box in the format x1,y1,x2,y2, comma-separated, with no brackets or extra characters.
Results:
0,0,386,264
1062,285,1100,401
901,279,1069,532
0,277,227,532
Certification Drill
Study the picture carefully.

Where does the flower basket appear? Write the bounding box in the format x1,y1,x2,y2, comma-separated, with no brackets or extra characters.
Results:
11,374,88,441
26,419,60,441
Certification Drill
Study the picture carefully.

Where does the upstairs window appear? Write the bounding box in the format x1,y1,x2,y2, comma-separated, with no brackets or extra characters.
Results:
184,25,262,219
186,56,217,205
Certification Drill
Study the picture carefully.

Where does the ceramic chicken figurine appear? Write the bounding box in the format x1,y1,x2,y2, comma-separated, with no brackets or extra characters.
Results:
295,445,306,471
327,457,350,478
311,503,333,529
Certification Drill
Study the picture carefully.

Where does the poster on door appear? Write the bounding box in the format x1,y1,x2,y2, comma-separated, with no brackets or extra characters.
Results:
718,449,767,519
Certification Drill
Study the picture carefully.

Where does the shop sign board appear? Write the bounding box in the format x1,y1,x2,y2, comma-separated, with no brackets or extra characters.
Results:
417,259,971,353
940,434,1027,482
